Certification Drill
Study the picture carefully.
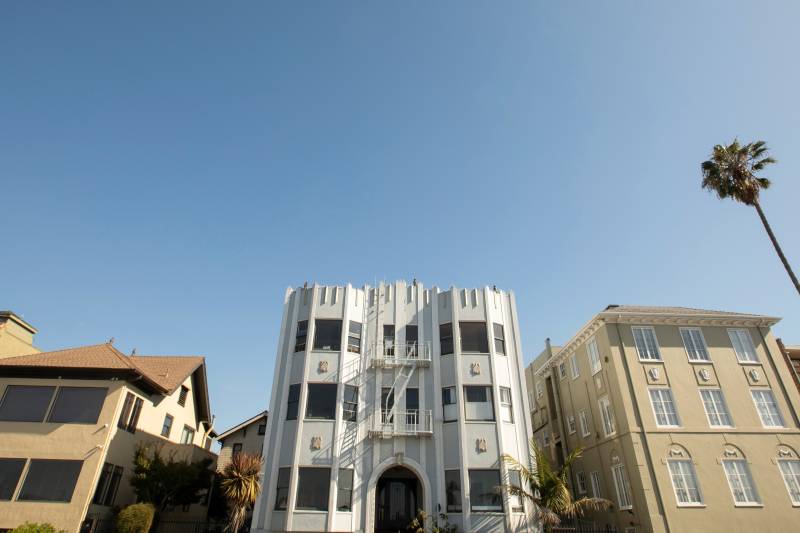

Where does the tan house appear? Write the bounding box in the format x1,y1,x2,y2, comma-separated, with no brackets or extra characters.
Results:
0,335,217,532
525,305,800,533
216,410,268,473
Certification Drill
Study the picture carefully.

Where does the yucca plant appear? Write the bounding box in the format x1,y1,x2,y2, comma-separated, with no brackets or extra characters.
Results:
220,453,264,533
501,439,612,532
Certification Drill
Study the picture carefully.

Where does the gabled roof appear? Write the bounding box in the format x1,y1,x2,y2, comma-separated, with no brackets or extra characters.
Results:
130,355,205,394
218,410,268,442
600,305,767,317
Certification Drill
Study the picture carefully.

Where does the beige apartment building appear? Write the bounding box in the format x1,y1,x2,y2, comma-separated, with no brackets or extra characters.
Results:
216,410,268,472
525,305,800,533
0,316,217,532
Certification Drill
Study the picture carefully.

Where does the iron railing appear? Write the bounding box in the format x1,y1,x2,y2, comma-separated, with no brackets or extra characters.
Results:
368,341,432,367
369,409,433,437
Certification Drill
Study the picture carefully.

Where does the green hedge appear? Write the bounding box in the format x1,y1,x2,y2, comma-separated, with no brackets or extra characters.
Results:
116,503,156,533
10,524,62,533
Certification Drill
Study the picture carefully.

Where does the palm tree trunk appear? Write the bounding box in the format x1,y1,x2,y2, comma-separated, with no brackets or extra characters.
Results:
754,201,800,295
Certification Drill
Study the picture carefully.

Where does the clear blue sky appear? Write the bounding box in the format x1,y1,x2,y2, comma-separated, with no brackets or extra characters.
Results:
2,2,799,434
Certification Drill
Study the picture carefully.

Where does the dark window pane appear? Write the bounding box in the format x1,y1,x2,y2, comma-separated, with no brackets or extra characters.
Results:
258,423,266,435
406,326,419,357
295,320,309,352
232,443,243,457
178,386,189,407
406,388,419,424
0,385,55,422
93,463,113,505
48,387,107,424
347,321,362,353
465,386,488,402
117,393,135,429
313,320,342,351
127,397,143,433
275,467,290,510
306,383,337,419
286,384,300,420
460,322,489,353
469,470,502,512
161,414,174,437
383,325,395,356
105,466,123,506
445,470,462,512
442,388,456,405
19,459,83,502
296,468,330,510
493,323,505,355
337,468,354,511
343,385,358,422
381,388,395,423
0,458,26,500
440,323,453,355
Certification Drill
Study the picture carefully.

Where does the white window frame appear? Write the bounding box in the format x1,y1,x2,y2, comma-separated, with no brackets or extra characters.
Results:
558,362,567,380
680,327,710,362
576,471,587,494
632,326,661,361
728,328,758,364
648,388,680,427
699,388,733,428
499,386,514,423
587,337,601,375
667,459,703,506
612,464,632,510
579,409,591,437
750,389,785,428
722,459,761,506
598,396,616,437
778,459,800,506
590,471,602,497
569,353,579,379
567,414,576,434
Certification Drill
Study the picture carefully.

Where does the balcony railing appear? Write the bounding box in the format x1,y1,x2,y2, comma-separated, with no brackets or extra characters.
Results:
369,341,432,368
368,409,433,438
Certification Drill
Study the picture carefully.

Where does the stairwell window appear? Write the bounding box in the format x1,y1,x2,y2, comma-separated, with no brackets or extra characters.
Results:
612,464,632,510
161,414,174,438
295,320,308,352
723,460,760,505
632,326,661,361
649,388,680,427
700,389,733,427
406,325,419,357
508,470,524,512
599,396,616,436
313,320,342,351
587,338,602,375
469,470,503,512
445,469,462,512
680,328,710,362
178,386,189,407
464,386,494,421
778,460,800,505
18,459,83,502
118,392,143,433
296,467,331,511
667,460,703,505
347,321,362,354
181,425,195,444
751,389,785,428
493,323,505,355
343,385,358,422
405,388,419,425
440,323,454,355
305,383,338,420
274,467,290,510
286,384,300,420
499,387,514,423
459,322,488,353
442,387,457,422
337,468,354,511
579,409,591,437
728,329,758,363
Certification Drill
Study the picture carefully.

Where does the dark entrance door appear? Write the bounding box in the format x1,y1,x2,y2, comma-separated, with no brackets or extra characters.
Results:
375,466,421,533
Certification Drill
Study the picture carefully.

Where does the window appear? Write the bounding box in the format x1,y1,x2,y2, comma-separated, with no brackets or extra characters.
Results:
460,322,488,353
117,392,143,433
406,325,419,357
258,423,266,435
442,387,457,422
93,463,123,506
405,388,419,424
700,389,732,427
493,323,505,355
181,425,195,444
535,381,544,399
579,409,591,437
18,459,82,502
0,458,25,500
508,470,524,512
0,385,55,422
295,320,308,352
680,328,710,362
590,471,602,497
347,321,362,354
778,460,800,505
47,386,107,424
178,386,190,407
728,329,758,363
558,362,567,379
383,325,395,356
499,387,514,423
445,469,461,512
751,389,785,428
569,353,579,379
313,319,342,351
722,460,760,505
274,467,290,510
468,470,502,511
567,415,576,434
337,468,354,511
543,430,550,447
464,386,494,421
232,443,243,458
306,383,338,420
286,384,300,420
587,338,601,375
576,471,587,494
667,460,703,505
632,326,661,360
598,397,616,436
296,467,331,510
649,388,680,427
440,323,454,355
343,385,358,422
611,464,632,510
381,388,395,423
161,414,174,438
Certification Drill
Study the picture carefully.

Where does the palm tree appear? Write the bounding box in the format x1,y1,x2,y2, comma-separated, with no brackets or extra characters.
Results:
701,139,800,295
220,453,264,533
501,440,612,532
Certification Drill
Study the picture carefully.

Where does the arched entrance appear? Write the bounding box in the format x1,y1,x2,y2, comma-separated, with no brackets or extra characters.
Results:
374,466,422,533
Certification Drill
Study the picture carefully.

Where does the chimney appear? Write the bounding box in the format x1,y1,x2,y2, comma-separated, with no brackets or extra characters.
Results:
0,311,39,358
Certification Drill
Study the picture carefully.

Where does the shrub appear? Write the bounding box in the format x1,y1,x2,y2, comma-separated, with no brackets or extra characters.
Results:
116,503,156,533
10,523,61,533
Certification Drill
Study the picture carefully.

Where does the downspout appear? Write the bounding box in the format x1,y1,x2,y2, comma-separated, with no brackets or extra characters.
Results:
612,321,671,533
546,339,572,466
759,330,800,427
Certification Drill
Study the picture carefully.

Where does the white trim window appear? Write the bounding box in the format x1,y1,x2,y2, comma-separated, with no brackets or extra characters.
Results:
590,471,602,497
569,353,579,379
576,471,587,494
558,362,567,380
567,415,576,434
612,464,632,510
751,389,785,428
649,388,680,427
680,328,710,362
587,337,602,375
543,430,550,448
667,460,703,505
499,387,514,423
598,396,616,436
728,329,758,363
700,389,733,427
722,460,760,505
579,409,591,437
778,460,800,505
632,326,661,361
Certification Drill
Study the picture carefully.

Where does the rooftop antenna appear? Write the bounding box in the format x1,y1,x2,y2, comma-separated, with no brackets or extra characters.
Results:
131,348,136,355
108,337,115,345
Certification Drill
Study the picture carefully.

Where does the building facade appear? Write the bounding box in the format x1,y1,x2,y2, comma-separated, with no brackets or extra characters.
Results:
217,410,268,472
0,311,40,358
526,305,800,533
252,282,536,533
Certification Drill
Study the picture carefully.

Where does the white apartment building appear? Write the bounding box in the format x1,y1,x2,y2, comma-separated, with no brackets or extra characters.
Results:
252,282,536,533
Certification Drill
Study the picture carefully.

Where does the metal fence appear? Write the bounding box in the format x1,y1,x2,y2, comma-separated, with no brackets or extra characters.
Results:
83,517,225,533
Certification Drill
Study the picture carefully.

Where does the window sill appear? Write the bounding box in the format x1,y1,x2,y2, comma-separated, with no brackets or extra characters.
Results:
617,506,633,511
677,503,706,508
737,361,761,366
687,359,713,364
733,503,763,508
638,358,663,363
294,509,329,513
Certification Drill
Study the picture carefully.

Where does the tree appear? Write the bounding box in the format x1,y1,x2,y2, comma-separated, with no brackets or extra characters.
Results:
219,452,264,533
701,139,800,295
130,443,214,518
501,439,612,532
